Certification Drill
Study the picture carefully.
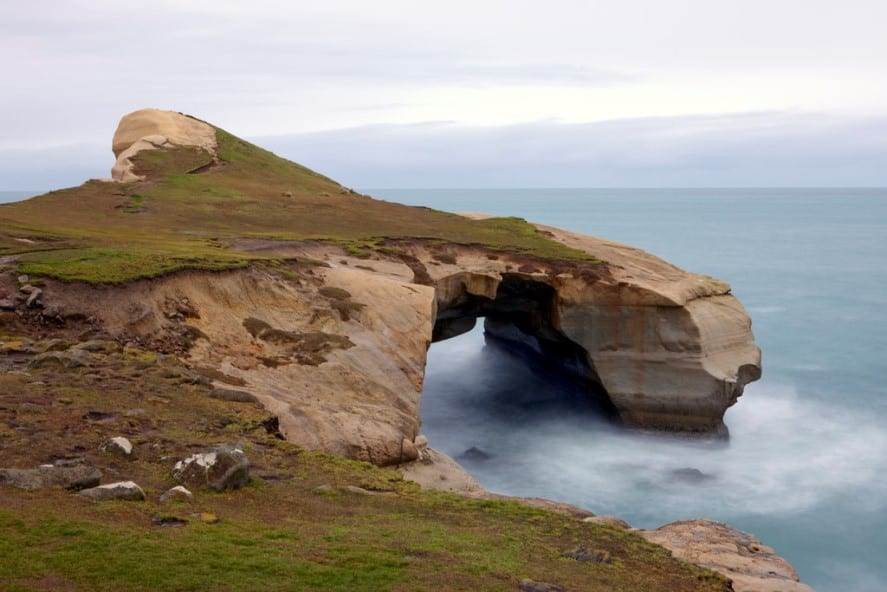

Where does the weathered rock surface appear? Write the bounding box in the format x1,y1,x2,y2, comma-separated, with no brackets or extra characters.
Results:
110,108,217,182
79,481,146,501
172,445,250,491
0,465,101,490
100,436,133,456
159,485,194,503
640,519,814,592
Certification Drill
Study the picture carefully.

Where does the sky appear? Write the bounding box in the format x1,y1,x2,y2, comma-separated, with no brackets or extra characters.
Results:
2,0,886,190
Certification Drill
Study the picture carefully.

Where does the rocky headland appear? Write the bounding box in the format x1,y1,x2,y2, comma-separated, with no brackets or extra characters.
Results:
0,109,809,592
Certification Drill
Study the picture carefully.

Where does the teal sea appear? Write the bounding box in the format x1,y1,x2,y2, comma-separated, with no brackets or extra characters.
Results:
370,188,887,592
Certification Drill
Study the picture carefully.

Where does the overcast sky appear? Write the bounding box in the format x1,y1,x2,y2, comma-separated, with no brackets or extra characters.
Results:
2,0,886,189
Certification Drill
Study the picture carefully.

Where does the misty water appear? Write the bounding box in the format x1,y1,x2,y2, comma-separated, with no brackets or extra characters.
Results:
372,188,887,592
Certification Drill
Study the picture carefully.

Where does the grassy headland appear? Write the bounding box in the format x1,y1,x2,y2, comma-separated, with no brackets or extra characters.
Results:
0,127,593,284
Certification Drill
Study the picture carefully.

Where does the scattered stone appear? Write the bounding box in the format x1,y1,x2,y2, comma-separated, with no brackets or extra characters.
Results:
191,512,220,524
209,388,259,404
583,515,631,529
83,410,119,423
100,436,134,456
79,481,146,501
25,288,43,308
172,445,250,491
0,298,16,311
460,446,491,461
19,284,37,295
52,457,86,467
669,467,716,484
152,516,188,527
17,275,29,284
0,465,101,490
159,485,194,503
313,484,334,495
564,547,612,564
519,579,566,592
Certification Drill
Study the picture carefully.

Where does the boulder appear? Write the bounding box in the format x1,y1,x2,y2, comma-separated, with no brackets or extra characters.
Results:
79,481,146,501
0,465,101,490
640,519,814,592
100,436,133,456
159,485,194,503
518,580,565,592
172,445,250,491
209,388,259,404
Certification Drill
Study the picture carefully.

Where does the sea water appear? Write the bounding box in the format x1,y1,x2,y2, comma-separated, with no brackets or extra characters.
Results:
369,188,887,592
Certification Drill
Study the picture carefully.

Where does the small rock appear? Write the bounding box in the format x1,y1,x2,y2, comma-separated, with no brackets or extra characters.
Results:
100,436,134,456
152,516,188,527
0,465,101,491
19,284,36,295
190,512,220,524
79,481,146,501
343,485,378,496
313,484,334,495
460,446,491,461
519,580,566,592
172,445,250,492
564,547,612,564
26,288,43,308
159,485,194,503
34,339,70,353
17,274,29,284
0,299,15,311
52,457,86,467
669,467,716,484
209,388,259,404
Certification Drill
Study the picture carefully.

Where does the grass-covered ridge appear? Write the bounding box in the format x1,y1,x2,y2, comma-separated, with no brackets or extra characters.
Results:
0,125,595,283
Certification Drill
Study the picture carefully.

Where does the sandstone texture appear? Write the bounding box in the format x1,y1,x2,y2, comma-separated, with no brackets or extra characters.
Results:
110,108,216,182
640,520,814,592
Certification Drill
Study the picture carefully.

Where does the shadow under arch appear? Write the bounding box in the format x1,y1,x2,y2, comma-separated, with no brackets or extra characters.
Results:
431,273,618,419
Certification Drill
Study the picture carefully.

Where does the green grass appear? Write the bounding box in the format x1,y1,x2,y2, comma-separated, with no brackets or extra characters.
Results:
0,124,597,284
0,327,729,591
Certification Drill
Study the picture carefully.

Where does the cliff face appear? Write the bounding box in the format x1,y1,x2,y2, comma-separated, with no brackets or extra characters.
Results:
28,229,760,465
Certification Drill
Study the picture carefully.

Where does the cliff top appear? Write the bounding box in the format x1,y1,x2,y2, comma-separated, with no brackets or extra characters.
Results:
0,109,597,284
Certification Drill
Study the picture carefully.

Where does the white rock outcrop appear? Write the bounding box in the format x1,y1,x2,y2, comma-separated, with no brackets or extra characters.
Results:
110,108,217,182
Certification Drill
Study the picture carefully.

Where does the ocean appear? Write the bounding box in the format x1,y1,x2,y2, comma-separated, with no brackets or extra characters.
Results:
369,188,887,592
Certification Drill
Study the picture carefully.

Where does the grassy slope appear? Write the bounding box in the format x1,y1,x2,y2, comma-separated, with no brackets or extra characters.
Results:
0,327,728,592
0,127,593,283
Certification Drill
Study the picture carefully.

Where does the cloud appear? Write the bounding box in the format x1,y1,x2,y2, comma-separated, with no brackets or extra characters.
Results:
4,110,885,191
254,111,887,187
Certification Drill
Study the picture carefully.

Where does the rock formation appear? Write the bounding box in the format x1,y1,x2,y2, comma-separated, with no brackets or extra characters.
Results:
641,520,814,592
110,108,216,182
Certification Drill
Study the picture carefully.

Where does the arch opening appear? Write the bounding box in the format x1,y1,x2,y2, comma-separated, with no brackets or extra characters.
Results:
431,274,617,416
